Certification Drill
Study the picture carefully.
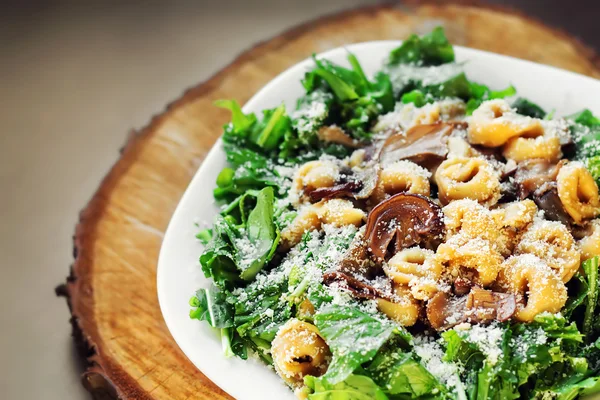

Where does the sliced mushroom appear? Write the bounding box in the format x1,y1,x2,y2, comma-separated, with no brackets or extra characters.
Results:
513,159,574,223
514,158,565,199
426,288,516,331
379,122,462,168
322,271,391,300
364,193,445,260
318,125,360,148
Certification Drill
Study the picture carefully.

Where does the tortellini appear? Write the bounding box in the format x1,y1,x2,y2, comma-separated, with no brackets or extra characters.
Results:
372,160,431,203
468,99,543,147
291,160,339,204
272,319,331,387
436,234,503,286
435,157,501,206
579,220,600,261
385,247,442,300
557,161,600,224
516,220,580,283
376,284,421,326
498,254,567,322
280,199,365,249
502,135,562,162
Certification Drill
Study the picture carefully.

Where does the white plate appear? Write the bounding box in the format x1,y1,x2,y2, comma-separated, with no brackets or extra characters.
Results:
157,41,600,400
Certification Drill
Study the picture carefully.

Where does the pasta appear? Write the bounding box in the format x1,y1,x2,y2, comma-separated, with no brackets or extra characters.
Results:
376,284,420,326
385,247,442,300
516,220,580,282
191,28,600,399
372,160,431,203
557,161,600,224
502,135,562,162
468,99,543,147
435,157,501,206
578,219,600,261
272,319,331,387
436,234,503,286
498,254,567,322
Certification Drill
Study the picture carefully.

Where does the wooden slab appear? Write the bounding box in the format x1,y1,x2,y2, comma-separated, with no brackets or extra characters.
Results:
56,3,600,399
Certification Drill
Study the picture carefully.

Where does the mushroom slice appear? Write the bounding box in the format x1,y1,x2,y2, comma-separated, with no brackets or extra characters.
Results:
318,125,360,148
426,288,516,331
533,186,573,225
379,122,461,167
514,158,566,199
364,193,445,260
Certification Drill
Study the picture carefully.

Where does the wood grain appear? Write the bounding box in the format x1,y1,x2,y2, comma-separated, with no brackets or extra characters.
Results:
56,3,600,399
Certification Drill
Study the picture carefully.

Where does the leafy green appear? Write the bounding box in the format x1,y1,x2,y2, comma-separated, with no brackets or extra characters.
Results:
189,286,233,328
238,187,280,281
465,82,516,115
388,26,454,66
367,347,443,398
302,53,394,140
512,97,546,118
305,374,389,400
583,257,600,339
199,187,279,288
314,305,398,384
570,109,600,127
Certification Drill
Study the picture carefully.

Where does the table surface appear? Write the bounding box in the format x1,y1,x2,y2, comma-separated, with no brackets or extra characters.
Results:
1,1,599,399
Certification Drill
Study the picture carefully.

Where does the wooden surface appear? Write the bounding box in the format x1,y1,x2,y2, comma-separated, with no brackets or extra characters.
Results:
56,3,600,399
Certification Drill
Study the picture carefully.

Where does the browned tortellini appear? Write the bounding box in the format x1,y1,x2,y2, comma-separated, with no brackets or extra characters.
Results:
434,157,501,206
578,219,600,261
371,160,431,203
436,234,503,286
385,247,442,300
272,319,331,387
468,99,543,147
502,135,562,162
491,199,538,252
443,199,509,255
376,284,421,326
280,199,365,249
557,161,600,224
291,160,339,204
516,219,580,283
498,254,567,322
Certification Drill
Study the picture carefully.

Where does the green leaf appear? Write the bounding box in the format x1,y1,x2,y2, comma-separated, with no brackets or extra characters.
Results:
238,187,280,281
568,109,600,127
583,256,600,338
388,26,454,66
400,90,427,107
512,97,546,118
305,374,389,400
189,286,233,328
314,305,397,384
215,99,257,133
367,348,442,398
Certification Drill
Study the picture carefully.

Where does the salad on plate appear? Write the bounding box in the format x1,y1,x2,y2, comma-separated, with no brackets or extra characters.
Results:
188,28,600,399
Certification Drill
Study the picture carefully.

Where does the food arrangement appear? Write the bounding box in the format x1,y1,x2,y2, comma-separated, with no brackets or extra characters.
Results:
189,28,600,399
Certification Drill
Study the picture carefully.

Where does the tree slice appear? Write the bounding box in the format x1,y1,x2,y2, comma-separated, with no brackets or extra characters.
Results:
56,3,600,399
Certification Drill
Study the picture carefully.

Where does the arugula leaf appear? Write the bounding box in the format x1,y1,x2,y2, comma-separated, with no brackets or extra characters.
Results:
512,97,546,118
367,348,443,398
314,305,397,384
388,26,454,66
465,82,516,114
305,374,389,400
189,286,233,328
236,187,280,281
199,216,243,289
214,99,257,132
302,53,394,140
569,109,600,127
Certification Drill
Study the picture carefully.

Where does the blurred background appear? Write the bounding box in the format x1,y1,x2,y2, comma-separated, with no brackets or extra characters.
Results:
1,0,599,398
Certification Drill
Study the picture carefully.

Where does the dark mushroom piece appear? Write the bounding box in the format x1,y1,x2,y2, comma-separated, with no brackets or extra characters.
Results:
322,271,391,300
426,288,516,331
514,159,573,224
379,122,463,168
364,193,445,260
